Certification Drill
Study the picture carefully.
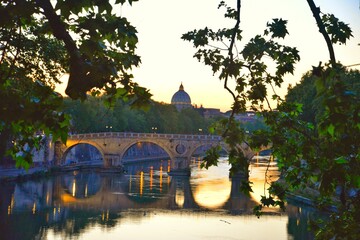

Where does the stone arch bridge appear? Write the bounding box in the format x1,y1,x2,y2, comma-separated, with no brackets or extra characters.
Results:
56,132,255,175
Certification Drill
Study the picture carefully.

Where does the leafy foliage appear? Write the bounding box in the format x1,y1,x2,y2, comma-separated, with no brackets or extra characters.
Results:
286,69,360,123
182,0,299,186
183,0,359,238
0,0,150,168
265,64,360,239
0,12,69,168
322,14,353,45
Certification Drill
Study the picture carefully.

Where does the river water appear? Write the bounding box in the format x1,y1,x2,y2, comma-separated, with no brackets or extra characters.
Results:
0,157,316,240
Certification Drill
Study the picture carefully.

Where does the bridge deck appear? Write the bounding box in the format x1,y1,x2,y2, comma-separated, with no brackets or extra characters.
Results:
69,132,222,141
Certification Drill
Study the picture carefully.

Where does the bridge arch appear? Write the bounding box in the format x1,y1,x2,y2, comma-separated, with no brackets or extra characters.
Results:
185,141,257,160
120,140,172,163
187,141,231,158
61,139,106,166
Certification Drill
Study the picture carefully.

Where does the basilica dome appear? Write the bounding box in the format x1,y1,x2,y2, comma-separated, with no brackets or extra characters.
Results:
171,83,192,111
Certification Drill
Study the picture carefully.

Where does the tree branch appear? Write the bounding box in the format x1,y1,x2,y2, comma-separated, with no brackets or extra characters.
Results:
306,0,336,66
224,0,241,99
35,0,77,54
35,0,88,99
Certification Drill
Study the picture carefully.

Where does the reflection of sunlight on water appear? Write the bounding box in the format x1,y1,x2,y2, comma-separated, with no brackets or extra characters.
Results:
175,190,184,207
193,180,231,209
191,158,231,209
191,156,281,207
249,158,280,204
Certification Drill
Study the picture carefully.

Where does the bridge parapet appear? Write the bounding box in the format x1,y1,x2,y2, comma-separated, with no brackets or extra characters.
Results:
68,132,222,141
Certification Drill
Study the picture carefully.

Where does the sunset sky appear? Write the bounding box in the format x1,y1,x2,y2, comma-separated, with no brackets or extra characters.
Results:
58,0,360,111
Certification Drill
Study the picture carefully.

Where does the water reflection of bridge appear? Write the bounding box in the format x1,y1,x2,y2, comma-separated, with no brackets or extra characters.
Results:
4,157,277,217
54,158,260,213
56,174,258,213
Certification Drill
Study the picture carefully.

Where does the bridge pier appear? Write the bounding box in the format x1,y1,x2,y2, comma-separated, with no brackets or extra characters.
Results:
168,156,191,176
168,176,198,208
222,177,258,212
54,140,64,165
168,168,191,176
230,170,249,179
104,154,121,167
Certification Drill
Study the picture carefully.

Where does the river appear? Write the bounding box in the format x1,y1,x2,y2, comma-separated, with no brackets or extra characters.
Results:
0,157,317,240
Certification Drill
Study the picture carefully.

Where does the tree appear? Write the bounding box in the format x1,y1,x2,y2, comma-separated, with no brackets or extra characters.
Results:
286,69,360,123
183,0,359,238
182,0,300,178
0,6,69,167
63,96,214,135
0,0,151,167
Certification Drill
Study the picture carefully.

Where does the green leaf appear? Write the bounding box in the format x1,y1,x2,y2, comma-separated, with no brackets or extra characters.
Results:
351,175,360,188
59,114,70,128
60,130,67,144
322,14,353,45
327,124,335,137
266,18,289,38
201,146,221,169
253,205,263,218
295,103,303,113
334,156,347,164
208,126,215,134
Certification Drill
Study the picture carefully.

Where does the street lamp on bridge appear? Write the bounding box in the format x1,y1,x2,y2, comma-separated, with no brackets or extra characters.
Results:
151,127,157,133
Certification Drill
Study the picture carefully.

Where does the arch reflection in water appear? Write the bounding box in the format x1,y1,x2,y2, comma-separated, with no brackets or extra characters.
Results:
61,172,101,199
123,159,171,206
54,159,260,212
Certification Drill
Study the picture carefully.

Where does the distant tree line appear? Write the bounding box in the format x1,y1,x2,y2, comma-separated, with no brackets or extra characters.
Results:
63,97,222,134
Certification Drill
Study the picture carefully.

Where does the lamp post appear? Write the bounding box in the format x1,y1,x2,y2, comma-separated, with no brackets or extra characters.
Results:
198,128,203,135
106,125,113,132
151,127,157,133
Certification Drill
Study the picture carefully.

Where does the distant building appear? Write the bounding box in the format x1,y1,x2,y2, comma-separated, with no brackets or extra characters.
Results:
170,83,224,118
203,108,222,118
194,105,223,119
171,83,192,111
224,111,257,123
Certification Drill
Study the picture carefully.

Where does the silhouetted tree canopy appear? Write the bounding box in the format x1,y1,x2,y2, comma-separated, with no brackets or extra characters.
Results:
183,0,359,238
0,0,150,167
